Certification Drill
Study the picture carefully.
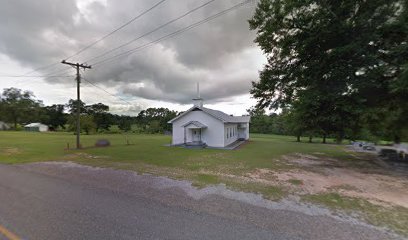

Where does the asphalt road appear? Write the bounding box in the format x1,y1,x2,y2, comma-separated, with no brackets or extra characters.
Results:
0,163,402,240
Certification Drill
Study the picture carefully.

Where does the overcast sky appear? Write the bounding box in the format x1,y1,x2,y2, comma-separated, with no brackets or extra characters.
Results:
0,0,265,116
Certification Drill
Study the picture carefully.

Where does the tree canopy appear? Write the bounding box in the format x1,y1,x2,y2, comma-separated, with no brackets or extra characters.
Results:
249,0,408,142
0,87,178,134
0,88,43,129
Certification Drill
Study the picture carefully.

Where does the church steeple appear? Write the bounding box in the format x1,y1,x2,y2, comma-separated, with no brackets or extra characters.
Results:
192,82,203,107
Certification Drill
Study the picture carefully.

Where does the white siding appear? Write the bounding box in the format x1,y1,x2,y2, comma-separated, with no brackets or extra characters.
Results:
171,110,225,147
39,125,48,132
244,123,250,140
224,123,239,146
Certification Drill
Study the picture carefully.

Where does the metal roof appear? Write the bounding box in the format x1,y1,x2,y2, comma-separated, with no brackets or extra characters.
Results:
168,106,250,124
24,123,47,127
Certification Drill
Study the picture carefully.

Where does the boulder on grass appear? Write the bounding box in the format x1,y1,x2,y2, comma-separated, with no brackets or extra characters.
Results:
95,139,110,147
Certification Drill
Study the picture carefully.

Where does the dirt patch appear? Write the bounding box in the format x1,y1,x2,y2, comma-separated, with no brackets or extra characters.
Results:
274,167,408,208
282,153,339,168
183,152,408,209
63,153,110,160
194,153,408,208
239,153,408,208
1,147,21,156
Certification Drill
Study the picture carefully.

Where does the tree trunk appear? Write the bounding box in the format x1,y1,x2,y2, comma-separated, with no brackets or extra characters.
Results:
335,131,344,144
13,116,17,130
296,135,300,142
309,136,312,143
394,135,401,144
322,135,326,144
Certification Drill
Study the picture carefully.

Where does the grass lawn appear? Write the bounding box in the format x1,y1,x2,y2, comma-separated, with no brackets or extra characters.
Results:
0,131,359,200
0,131,351,169
1,131,407,236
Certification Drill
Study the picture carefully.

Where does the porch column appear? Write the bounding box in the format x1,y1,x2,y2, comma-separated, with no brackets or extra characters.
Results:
184,127,186,144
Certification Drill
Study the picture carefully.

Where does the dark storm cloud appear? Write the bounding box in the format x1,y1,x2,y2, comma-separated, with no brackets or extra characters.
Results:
0,0,263,105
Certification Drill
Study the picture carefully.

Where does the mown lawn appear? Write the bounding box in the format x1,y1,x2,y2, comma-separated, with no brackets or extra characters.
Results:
0,131,364,198
0,131,350,168
1,131,407,236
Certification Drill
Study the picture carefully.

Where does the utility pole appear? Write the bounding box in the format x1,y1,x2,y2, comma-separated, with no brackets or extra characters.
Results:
61,60,91,149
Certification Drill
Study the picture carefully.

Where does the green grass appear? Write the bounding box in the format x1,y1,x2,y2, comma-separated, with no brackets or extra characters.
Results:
0,131,367,201
303,193,408,236
0,131,365,197
193,174,220,188
287,179,303,185
224,180,285,201
1,131,406,236
0,132,357,169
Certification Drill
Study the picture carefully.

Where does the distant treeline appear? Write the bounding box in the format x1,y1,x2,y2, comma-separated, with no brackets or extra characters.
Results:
2,87,405,143
248,107,407,144
0,88,177,134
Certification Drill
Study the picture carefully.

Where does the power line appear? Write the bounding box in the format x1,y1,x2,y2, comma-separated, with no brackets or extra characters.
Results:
91,0,254,67
30,0,218,77
64,0,168,61
82,0,218,64
19,62,61,77
38,66,74,77
11,0,168,77
0,74,75,87
0,75,74,78
16,0,252,79
82,77,134,106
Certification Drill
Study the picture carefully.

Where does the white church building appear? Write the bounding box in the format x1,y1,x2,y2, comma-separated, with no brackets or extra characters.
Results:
168,86,250,148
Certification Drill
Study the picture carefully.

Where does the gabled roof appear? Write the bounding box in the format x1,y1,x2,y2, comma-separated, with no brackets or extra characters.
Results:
24,123,47,127
182,121,207,128
168,106,250,124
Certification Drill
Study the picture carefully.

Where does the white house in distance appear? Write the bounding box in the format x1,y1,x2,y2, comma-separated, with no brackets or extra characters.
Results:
168,85,250,148
0,121,10,130
24,123,49,132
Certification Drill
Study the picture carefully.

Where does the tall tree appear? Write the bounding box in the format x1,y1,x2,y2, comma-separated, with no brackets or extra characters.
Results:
0,88,42,129
249,0,407,142
137,108,177,133
86,103,112,131
66,99,86,115
42,104,67,130
67,115,96,135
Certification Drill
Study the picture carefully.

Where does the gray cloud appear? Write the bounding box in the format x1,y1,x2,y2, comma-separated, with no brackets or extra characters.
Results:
0,0,264,111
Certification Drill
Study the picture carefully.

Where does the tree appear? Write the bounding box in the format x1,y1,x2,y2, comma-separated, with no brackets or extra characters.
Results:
67,115,96,135
118,118,132,132
86,103,112,131
281,109,304,142
0,88,42,129
85,103,109,114
136,108,177,133
249,0,407,143
247,107,274,134
66,99,86,115
66,101,114,132
42,104,67,130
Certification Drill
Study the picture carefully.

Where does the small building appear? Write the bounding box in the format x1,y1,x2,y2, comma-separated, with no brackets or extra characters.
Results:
24,123,49,132
168,86,250,148
0,121,10,130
